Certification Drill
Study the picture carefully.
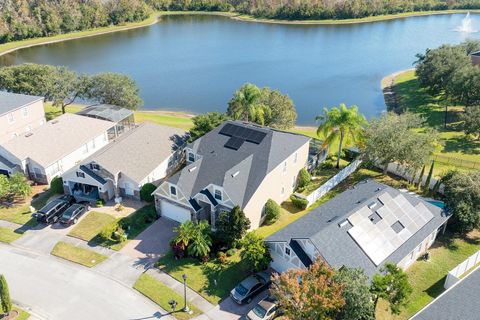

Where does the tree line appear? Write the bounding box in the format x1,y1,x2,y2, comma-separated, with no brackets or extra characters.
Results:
0,0,151,44
3,0,480,44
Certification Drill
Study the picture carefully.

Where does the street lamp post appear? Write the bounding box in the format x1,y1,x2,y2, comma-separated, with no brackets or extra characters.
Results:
182,274,190,313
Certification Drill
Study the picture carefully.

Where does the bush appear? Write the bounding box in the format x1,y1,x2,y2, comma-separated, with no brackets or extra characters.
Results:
99,220,119,242
226,248,236,257
290,194,309,210
96,199,105,207
140,183,156,202
217,251,227,264
297,168,311,188
50,176,64,194
264,199,281,225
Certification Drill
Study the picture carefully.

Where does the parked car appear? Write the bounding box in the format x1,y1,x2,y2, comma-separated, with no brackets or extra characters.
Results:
230,271,271,304
246,296,280,320
35,198,71,224
59,204,88,225
59,194,76,205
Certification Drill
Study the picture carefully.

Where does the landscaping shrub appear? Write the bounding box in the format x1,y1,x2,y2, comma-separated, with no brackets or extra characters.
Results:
297,168,311,188
290,194,309,210
226,248,236,257
263,199,281,225
217,251,227,264
140,183,156,202
50,176,64,194
96,199,105,207
99,220,119,242
171,240,186,259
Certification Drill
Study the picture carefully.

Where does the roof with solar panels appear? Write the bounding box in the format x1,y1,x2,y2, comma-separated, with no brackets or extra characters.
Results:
167,120,310,208
267,179,450,277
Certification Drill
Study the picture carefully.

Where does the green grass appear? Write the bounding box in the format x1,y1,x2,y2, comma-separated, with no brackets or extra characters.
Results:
51,241,107,267
0,226,23,243
134,273,202,320
156,251,248,304
13,306,31,320
68,211,116,242
393,70,480,175
95,204,157,251
376,230,480,319
0,189,53,227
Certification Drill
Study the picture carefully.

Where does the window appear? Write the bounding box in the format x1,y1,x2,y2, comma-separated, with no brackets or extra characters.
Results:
188,152,195,162
293,152,298,164
76,172,85,178
285,247,291,256
292,175,297,188
170,186,177,196
7,113,14,123
22,107,28,117
283,161,287,173
281,186,285,195
214,189,222,201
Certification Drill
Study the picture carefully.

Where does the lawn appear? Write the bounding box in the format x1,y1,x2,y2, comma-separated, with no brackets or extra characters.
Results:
68,211,116,242
156,251,249,304
0,188,53,227
13,306,30,320
51,241,107,267
376,230,480,319
134,273,202,320
95,205,157,251
0,226,23,243
393,70,480,175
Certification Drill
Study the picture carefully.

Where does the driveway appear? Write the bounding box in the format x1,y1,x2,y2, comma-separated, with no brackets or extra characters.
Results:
0,243,172,320
120,217,178,264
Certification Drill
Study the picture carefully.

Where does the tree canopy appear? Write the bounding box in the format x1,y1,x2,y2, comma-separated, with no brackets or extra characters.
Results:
215,205,250,248
0,173,32,202
316,104,366,168
461,105,480,140
363,112,438,173
239,232,272,272
0,64,143,113
271,258,345,320
442,170,480,234
189,112,229,141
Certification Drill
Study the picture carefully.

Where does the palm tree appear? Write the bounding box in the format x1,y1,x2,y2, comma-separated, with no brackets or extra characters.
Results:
316,104,366,168
227,83,271,125
187,220,212,258
173,220,196,247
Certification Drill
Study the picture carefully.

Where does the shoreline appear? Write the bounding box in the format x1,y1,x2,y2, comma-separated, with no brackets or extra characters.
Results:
1,9,478,58
381,68,414,113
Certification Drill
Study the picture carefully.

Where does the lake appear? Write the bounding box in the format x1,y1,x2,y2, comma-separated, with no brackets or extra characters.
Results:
1,13,480,125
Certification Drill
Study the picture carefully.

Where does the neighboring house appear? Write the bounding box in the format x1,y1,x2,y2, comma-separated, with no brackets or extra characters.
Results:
76,104,135,140
470,50,480,66
411,266,480,320
153,121,310,228
0,91,46,144
62,122,186,203
0,113,113,184
266,180,450,277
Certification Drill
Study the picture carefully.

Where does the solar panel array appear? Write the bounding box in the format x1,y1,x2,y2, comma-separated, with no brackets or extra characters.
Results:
347,192,434,266
219,123,267,147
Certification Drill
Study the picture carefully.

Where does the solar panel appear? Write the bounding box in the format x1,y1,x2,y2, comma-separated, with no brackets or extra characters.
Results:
224,136,245,150
246,130,267,144
219,123,235,136
237,127,251,140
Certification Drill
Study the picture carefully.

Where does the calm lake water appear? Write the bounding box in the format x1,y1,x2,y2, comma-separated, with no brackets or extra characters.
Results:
2,13,480,124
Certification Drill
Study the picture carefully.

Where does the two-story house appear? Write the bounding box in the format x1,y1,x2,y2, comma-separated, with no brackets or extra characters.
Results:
0,91,46,144
153,121,311,229
0,113,113,184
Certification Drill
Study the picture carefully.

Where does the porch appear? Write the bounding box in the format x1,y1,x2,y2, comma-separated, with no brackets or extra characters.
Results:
69,182,100,203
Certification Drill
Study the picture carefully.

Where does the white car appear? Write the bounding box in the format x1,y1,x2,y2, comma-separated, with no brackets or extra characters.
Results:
246,296,280,320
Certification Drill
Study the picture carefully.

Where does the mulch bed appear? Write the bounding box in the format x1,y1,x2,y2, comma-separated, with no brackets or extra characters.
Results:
0,311,19,320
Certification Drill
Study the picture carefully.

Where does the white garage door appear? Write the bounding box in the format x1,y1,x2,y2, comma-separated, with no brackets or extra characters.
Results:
161,201,191,223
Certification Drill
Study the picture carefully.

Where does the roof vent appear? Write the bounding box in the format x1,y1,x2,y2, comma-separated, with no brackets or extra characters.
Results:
231,171,240,178
51,120,59,124
25,132,33,138
338,220,350,228
368,202,377,209
188,166,197,172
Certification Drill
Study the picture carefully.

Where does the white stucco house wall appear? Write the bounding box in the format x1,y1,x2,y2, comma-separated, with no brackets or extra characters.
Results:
0,113,113,184
61,122,186,202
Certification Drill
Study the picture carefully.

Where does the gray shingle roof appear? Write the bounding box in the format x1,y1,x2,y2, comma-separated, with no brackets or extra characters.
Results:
411,266,480,320
166,121,310,208
266,180,450,278
0,91,43,116
1,113,114,167
80,122,186,183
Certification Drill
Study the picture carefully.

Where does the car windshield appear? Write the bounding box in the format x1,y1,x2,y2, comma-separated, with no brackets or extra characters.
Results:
62,209,74,218
253,304,267,318
235,284,249,296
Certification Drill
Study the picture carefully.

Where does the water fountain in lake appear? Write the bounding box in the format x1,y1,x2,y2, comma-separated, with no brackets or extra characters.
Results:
455,12,477,33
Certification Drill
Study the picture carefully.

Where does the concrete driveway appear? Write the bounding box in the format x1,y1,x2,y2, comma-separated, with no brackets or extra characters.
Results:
120,217,178,264
0,243,172,320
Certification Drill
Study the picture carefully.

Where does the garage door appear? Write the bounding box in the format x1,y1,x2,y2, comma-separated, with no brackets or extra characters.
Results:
160,201,191,223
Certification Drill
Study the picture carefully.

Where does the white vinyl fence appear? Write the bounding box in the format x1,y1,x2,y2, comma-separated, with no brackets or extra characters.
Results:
383,162,444,194
299,159,362,206
444,250,480,289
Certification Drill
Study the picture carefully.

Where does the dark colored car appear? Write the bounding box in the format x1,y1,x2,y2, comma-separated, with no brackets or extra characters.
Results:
230,271,271,305
35,198,71,224
59,204,87,225
59,194,76,205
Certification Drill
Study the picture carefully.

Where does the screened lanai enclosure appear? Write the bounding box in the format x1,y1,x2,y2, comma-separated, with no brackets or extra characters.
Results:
77,104,135,140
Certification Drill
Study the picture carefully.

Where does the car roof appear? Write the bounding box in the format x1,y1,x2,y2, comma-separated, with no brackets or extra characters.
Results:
258,296,276,310
241,276,261,289
256,271,271,283
65,204,82,211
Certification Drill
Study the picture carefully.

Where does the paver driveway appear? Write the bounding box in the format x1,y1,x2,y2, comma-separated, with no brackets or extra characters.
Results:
120,217,178,264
